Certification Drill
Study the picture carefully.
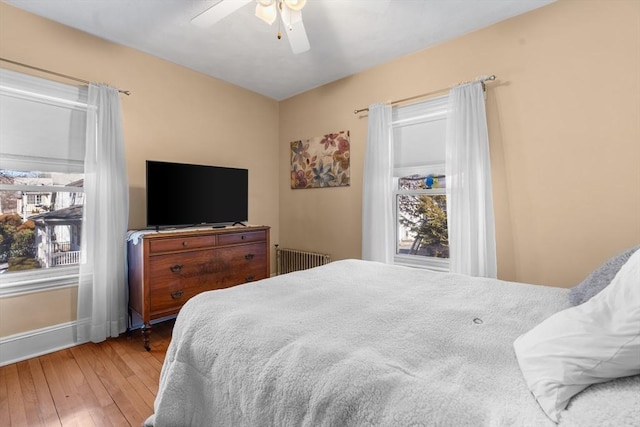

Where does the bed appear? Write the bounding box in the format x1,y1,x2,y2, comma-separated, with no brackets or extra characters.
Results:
144,258,640,426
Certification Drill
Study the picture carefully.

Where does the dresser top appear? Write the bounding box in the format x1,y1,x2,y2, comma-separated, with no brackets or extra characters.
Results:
127,225,270,245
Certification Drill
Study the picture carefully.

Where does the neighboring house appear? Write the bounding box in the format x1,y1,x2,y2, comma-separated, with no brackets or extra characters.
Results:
57,179,84,208
7,177,85,268
14,176,53,218
29,204,82,268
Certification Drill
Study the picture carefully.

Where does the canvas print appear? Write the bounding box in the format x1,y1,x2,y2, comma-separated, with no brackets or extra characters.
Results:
290,130,350,189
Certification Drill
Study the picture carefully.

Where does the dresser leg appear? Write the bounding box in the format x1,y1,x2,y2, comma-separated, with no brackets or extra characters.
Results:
142,323,151,351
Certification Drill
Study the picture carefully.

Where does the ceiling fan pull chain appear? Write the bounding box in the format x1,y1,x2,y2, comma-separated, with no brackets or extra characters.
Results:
277,1,283,40
277,14,282,39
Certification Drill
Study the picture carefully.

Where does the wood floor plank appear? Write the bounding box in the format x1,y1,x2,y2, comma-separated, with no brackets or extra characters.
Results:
99,340,135,379
4,364,28,426
126,375,156,410
70,344,131,427
40,351,91,427
16,360,47,426
0,366,13,427
1,320,174,427
36,353,65,427
51,349,91,427
68,345,116,408
140,349,164,374
83,342,152,426
27,358,61,426
101,401,131,427
76,382,109,427
107,339,159,395
69,343,131,427
69,354,110,427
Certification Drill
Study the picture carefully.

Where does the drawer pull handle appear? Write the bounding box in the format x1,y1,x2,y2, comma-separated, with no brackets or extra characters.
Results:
170,264,184,273
241,235,247,240
245,253,255,260
182,241,188,247
171,290,184,299
246,275,255,282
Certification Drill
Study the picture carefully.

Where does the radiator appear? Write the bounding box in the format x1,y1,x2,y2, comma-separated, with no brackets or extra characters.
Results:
275,247,331,275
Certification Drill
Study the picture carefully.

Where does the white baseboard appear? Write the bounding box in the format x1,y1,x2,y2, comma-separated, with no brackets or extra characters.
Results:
0,321,88,367
1,315,180,366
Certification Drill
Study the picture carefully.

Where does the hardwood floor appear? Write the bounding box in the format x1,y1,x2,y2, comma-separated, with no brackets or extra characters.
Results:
0,320,174,427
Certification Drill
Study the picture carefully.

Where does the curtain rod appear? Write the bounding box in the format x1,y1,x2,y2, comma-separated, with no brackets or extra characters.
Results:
0,57,131,95
353,74,495,114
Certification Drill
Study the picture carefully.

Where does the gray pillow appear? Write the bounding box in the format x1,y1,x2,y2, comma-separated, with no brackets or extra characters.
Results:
568,245,639,306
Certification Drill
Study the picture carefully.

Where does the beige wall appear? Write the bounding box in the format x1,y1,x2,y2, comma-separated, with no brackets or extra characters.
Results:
279,0,640,287
0,287,77,337
0,2,280,336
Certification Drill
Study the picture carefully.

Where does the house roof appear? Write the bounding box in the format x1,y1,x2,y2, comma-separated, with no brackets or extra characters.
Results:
30,204,83,225
66,179,83,188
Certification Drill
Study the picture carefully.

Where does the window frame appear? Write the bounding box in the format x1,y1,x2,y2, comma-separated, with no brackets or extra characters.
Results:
393,164,449,271
26,194,43,205
0,68,88,297
0,180,84,296
0,265,79,297
391,97,450,271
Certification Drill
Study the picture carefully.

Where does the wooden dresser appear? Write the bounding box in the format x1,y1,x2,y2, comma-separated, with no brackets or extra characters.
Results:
127,226,270,350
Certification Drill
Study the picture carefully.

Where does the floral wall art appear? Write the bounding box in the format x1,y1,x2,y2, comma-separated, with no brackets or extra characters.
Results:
290,130,350,189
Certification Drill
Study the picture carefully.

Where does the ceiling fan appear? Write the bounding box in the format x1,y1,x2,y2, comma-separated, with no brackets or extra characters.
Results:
191,0,310,54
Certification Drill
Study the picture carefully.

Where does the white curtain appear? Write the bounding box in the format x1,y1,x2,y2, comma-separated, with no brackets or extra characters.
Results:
362,103,394,263
445,82,497,278
77,84,129,343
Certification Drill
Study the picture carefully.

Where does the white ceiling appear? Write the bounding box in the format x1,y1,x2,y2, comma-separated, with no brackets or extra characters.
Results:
3,0,555,100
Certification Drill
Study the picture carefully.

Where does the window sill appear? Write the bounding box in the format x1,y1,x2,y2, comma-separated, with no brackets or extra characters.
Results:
0,266,79,297
394,254,449,273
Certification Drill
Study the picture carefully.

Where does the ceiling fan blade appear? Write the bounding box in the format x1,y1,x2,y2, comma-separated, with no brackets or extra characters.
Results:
191,0,252,28
279,6,310,54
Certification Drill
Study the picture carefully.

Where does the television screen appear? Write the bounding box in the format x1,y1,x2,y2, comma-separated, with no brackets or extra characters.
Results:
146,160,248,228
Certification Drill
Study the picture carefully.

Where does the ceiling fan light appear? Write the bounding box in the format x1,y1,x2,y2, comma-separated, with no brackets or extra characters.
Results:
283,0,306,11
255,3,277,25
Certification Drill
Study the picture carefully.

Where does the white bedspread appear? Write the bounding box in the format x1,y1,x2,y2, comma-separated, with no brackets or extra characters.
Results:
145,259,639,426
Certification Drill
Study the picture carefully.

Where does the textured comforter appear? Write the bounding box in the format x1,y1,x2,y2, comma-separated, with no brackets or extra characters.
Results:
145,259,639,426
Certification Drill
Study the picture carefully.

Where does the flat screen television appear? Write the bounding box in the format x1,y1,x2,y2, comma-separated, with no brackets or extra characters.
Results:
146,160,248,229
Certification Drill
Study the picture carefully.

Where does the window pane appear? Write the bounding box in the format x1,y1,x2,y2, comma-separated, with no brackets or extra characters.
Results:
397,194,449,259
398,173,446,191
1,170,84,187
0,170,83,273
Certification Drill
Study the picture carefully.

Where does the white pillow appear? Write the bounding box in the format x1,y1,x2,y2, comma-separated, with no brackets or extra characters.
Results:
513,249,640,423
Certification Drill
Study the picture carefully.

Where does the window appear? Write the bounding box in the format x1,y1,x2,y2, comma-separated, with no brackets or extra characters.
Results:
26,194,42,205
0,68,87,295
392,96,449,271
1,171,84,271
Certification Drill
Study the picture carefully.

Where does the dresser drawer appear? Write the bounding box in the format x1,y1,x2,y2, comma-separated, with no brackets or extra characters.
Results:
216,243,268,285
149,281,203,318
218,230,266,246
148,250,217,316
149,234,217,254
148,250,216,284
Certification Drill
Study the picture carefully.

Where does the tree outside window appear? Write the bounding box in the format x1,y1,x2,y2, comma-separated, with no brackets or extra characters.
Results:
396,173,448,259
